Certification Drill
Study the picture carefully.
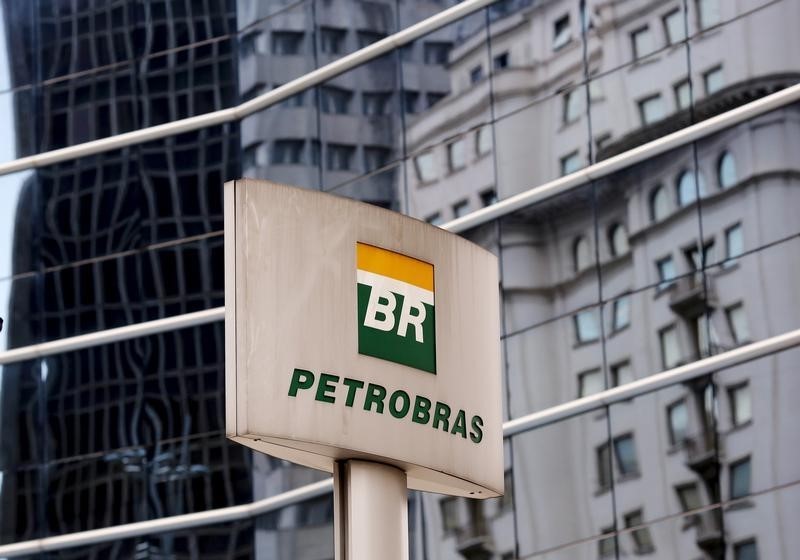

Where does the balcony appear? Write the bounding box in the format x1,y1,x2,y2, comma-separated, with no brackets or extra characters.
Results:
694,509,724,559
669,273,717,317
685,429,722,479
455,502,493,560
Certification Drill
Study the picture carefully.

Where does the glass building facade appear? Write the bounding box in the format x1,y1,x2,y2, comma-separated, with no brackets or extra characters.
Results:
0,0,798,559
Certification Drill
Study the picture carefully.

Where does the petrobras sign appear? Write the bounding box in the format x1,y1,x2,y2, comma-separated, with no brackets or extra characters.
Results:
225,180,503,497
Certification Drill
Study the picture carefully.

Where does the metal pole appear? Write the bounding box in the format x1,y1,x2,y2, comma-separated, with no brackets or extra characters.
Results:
334,460,409,560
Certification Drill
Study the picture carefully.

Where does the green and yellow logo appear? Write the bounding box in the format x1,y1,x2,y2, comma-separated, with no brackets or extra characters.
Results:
356,243,436,374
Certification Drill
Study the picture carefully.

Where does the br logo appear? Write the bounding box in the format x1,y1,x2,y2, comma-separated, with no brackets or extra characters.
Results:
356,243,436,374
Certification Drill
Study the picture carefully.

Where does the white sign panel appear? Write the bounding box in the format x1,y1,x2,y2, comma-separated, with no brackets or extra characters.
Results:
225,179,503,497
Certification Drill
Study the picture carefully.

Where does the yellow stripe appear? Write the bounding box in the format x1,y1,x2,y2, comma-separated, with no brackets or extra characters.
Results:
357,243,433,292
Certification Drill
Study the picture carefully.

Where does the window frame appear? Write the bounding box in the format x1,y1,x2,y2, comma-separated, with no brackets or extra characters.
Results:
718,150,737,189
630,25,654,60
638,94,665,125
667,398,689,446
611,295,630,332
725,302,749,345
553,14,572,51
659,323,681,369
578,368,604,398
573,308,600,344
650,184,669,221
729,455,752,500
663,8,686,45
728,382,752,427
613,433,640,477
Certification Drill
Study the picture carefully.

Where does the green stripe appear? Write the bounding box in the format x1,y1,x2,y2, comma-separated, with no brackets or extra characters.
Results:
357,282,436,374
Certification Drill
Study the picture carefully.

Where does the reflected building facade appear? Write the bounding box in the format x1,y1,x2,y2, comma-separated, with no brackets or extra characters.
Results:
0,0,798,560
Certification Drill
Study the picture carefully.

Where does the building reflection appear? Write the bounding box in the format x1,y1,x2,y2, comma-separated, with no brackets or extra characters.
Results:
0,0,798,559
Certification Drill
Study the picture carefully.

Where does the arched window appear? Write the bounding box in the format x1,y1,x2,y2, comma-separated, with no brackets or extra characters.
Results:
608,223,629,257
718,151,737,189
677,170,706,206
573,236,591,272
650,185,669,222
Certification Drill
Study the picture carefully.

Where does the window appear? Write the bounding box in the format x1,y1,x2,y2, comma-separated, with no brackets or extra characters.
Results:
734,539,758,560
404,91,418,114
667,399,689,445
704,66,724,95
612,296,630,332
677,169,706,206
553,14,571,50
440,497,459,532
241,82,266,102
695,312,719,358
326,144,354,171
563,88,584,124
676,483,701,511
624,510,654,554
362,92,391,116
718,151,737,188
476,126,492,155
614,435,639,476
697,0,721,29
656,256,676,290
574,308,600,343
271,139,304,165
560,151,581,176
578,369,604,397
631,26,654,60
320,86,352,114
686,241,715,272
725,223,744,264
242,142,263,171
447,139,466,172
272,31,304,55
650,185,669,221
426,93,445,108
663,9,686,44
597,443,612,489
729,383,752,426
240,30,264,57
423,41,451,65
726,304,749,345
279,87,306,108
611,361,634,387
730,456,751,499
674,79,691,110
363,146,390,173
319,27,346,54
452,200,470,219
493,52,509,69
480,189,497,207
573,236,592,272
425,212,442,226
639,94,665,125
297,496,333,526
414,152,436,183
598,528,616,557
608,223,629,257
470,65,483,84
357,30,385,48
659,325,681,369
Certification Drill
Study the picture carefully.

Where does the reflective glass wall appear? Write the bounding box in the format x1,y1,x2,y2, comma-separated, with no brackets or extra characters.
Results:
0,0,798,559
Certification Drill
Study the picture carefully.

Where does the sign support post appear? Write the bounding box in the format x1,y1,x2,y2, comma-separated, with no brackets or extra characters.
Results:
334,460,409,560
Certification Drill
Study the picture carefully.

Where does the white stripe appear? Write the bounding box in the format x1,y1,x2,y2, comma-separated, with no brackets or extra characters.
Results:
357,269,434,306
